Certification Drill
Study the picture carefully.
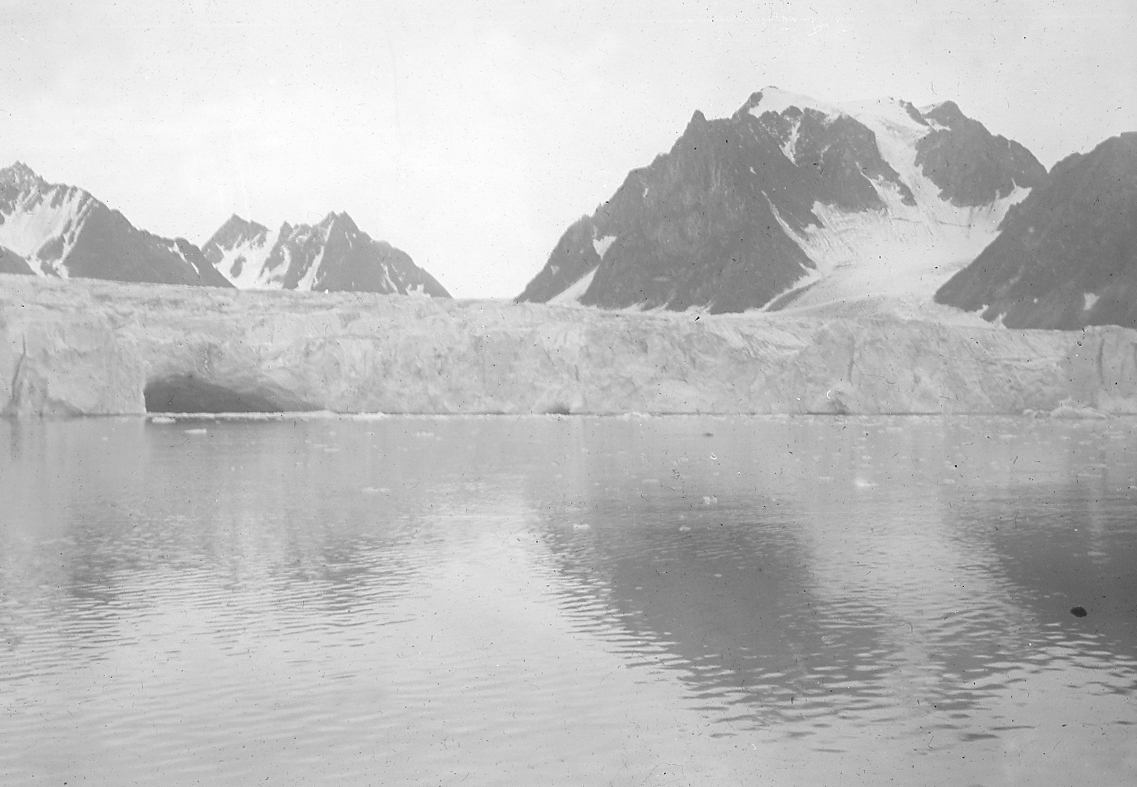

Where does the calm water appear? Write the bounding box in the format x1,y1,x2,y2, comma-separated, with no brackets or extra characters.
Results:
2,415,1135,785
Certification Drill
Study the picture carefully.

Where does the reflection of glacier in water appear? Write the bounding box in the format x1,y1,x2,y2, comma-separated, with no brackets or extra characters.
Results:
1,415,1135,786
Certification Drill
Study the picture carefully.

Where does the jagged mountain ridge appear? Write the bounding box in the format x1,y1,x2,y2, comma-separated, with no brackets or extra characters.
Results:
517,87,1047,314
202,212,450,297
0,162,451,297
935,132,1137,329
0,162,231,288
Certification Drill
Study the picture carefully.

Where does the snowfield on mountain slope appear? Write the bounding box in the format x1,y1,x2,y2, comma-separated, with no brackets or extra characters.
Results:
763,94,1029,315
4,275,1137,419
0,184,91,277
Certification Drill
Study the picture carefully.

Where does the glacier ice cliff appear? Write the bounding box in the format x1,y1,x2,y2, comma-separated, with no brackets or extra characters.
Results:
3,275,1137,418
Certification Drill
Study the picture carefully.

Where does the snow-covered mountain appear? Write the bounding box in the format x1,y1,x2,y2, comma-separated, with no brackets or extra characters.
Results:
0,162,449,298
202,212,450,297
936,132,1137,329
0,162,231,288
517,87,1046,314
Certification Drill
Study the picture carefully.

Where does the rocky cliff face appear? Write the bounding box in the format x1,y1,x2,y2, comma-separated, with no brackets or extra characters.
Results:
518,88,1046,314
0,163,231,288
0,245,32,275
202,212,450,297
914,101,1045,206
935,133,1137,329
3,275,1135,418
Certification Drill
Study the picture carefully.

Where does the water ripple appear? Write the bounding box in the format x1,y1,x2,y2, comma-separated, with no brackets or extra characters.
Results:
2,416,1136,785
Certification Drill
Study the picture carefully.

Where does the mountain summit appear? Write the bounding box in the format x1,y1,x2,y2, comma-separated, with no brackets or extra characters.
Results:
0,163,449,298
0,163,231,288
935,132,1137,329
517,87,1046,314
202,212,450,297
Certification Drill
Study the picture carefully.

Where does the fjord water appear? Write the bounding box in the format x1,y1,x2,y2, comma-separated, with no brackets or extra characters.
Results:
2,416,1135,785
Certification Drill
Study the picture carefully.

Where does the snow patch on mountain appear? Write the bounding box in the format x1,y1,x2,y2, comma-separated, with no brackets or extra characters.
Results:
209,223,283,289
747,87,843,119
202,212,450,297
592,235,616,259
549,267,599,305
0,183,92,277
0,163,230,288
780,114,803,163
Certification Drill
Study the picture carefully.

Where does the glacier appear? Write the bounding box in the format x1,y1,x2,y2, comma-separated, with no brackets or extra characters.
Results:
3,274,1137,418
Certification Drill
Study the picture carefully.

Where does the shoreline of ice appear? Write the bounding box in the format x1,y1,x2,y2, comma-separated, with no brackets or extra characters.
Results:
4,274,1137,419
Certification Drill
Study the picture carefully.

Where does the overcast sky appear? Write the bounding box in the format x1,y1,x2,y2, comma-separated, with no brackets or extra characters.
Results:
2,0,1134,298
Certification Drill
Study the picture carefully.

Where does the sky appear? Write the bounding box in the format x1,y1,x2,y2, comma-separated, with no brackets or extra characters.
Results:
1,0,1134,298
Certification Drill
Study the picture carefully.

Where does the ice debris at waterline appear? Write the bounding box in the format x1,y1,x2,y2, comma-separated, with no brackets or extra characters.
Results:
3,274,1137,418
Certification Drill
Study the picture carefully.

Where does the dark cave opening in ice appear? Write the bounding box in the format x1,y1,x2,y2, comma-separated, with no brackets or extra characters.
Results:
144,375,287,413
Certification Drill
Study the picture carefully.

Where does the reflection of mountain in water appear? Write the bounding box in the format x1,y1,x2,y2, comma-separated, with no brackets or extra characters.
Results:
0,419,449,662
530,417,1137,738
941,435,1137,674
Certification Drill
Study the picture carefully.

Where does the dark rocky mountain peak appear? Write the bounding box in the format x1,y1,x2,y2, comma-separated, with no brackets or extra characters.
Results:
203,214,271,256
202,210,450,297
0,162,230,288
0,161,45,192
921,100,969,127
914,103,1046,206
935,132,1137,329
319,210,360,235
519,86,1041,313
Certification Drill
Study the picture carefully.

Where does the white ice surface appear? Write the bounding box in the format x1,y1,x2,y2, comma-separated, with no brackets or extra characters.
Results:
5,276,1137,418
